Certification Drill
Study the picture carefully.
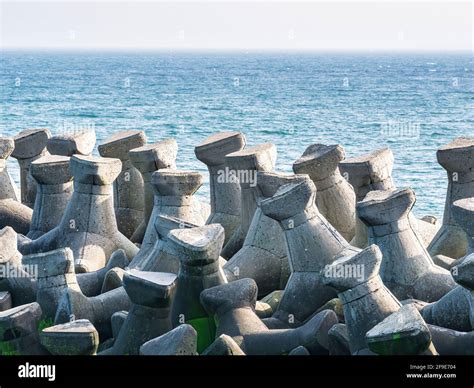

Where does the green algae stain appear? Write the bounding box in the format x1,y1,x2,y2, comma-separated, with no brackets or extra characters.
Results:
187,317,216,354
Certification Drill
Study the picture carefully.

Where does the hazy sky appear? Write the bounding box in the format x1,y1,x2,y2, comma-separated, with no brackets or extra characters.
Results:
1,1,472,51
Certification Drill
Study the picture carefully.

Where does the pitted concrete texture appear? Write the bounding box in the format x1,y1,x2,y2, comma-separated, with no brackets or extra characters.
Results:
12,128,51,207
98,130,147,238
195,131,246,246
19,155,138,273
429,137,474,259
294,143,356,241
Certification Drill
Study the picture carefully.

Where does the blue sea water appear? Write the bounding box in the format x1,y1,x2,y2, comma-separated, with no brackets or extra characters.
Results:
0,51,472,219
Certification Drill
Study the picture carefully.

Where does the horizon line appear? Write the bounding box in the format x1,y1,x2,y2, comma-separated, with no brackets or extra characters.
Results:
1,47,473,54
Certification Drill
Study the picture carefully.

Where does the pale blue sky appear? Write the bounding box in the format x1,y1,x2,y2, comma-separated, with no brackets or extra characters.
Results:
1,1,472,51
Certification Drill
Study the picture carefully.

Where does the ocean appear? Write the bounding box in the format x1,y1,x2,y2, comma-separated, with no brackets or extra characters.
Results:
0,51,472,219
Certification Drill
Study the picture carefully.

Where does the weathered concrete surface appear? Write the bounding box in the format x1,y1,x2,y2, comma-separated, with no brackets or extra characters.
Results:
102,270,177,355
195,131,246,246
22,248,78,320
328,323,351,355
340,148,395,248
224,172,307,297
0,302,45,355
222,143,277,258
0,199,32,236
28,155,73,239
420,253,473,332
0,137,21,201
321,245,401,354
137,215,199,273
19,155,138,273
452,197,474,258
130,169,206,269
0,291,12,311
54,284,131,340
40,319,99,355
428,137,474,259
428,324,474,355
366,304,434,355
260,176,359,326
340,147,439,249
200,278,338,355
98,130,147,238
129,139,178,243
140,324,198,355
12,128,51,208
201,334,246,355
357,188,456,302
293,144,356,241
47,129,96,157
76,249,129,297
169,224,227,353
288,346,310,355
0,137,32,234
433,254,456,270
0,227,36,306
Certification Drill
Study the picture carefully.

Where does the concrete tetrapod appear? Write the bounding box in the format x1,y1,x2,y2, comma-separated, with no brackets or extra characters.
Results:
11,128,51,208
221,143,277,258
27,155,73,239
54,282,131,340
129,169,205,269
321,245,402,355
327,324,351,355
260,176,359,327
98,130,147,238
357,188,456,302
19,155,139,273
340,148,395,248
0,137,20,201
101,270,177,355
138,215,200,273
200,278,338,355
366,304,437,355
0,227,36,306
427,324,474,355
224,172,307,297
22,248,78,320
452,197,474,262
195,131,246,246
201,334,246,355
0,137,32,234
340,148,439,249
0,292,12,311
293,144,356,241
22,245,127,316
420,253,474,332
40,319,99,355
168,224,227,353
0,302,45,355
428,137,474,259
140,324,198,355
47,128,96,157
77,249,130,296
129,139,178,243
